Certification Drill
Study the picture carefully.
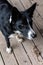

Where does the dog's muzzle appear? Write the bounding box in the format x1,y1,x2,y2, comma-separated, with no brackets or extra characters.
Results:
27,29,37,40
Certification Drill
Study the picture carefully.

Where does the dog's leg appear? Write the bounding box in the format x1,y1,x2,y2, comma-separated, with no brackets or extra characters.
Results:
5,37,12,53
1,27,12,53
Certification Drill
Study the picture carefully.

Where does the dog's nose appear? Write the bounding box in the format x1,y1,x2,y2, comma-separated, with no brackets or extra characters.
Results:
31,33,37,38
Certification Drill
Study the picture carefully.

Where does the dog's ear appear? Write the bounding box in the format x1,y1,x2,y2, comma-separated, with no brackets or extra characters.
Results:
12,7,21,21
26,3,37,17
22,3,37,18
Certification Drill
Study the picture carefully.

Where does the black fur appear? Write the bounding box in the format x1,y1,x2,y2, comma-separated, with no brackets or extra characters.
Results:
0,0,36,48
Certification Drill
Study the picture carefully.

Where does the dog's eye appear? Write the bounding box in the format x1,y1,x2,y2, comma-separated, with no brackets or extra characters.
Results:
19,25,24,29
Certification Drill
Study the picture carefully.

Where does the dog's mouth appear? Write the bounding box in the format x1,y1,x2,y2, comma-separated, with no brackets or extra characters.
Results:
14,29,37,40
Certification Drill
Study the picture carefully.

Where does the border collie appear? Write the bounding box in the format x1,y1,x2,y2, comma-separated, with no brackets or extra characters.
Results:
0,0,37,53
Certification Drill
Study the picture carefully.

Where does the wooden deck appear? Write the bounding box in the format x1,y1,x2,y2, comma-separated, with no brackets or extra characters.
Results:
0,0,43,65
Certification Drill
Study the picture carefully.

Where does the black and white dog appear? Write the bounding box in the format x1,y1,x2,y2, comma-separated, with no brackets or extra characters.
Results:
0,0,37,53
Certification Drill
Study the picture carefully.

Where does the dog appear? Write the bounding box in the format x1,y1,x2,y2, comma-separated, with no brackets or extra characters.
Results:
0,0,37,53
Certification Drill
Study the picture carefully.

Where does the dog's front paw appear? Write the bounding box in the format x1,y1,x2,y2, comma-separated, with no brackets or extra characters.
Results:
16,35,24,43
6,47,12,54
17,38,23,43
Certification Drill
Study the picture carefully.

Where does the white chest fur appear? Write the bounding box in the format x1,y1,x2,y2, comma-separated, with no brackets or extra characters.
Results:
9,16,12,23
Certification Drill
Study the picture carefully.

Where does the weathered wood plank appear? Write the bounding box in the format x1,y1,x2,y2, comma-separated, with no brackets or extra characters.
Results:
0,53,4,65
29,0,43,18
22,39,43,65
33,19,43,60
33,11,43,29
8,0,24,11
10,36,32,65
33,11,43,37
0,32,17,65
20,0,31,9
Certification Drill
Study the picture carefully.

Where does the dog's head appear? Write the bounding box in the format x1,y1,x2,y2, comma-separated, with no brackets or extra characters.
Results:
12,3,37,40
